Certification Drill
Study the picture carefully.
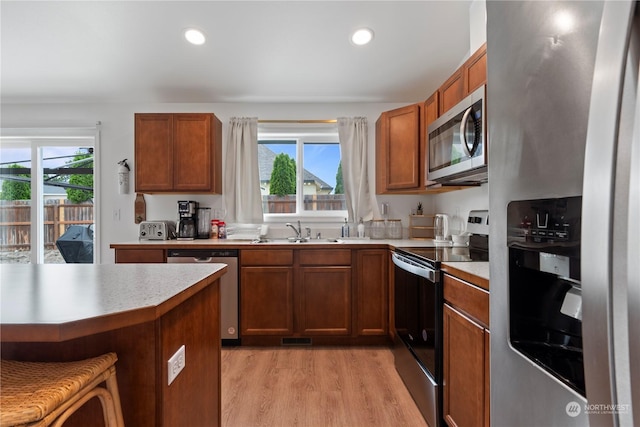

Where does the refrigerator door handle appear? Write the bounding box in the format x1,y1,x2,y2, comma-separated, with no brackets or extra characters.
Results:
582,1,637,426
627,59,640,427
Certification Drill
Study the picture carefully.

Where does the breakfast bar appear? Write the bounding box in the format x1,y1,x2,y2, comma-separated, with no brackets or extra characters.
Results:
0,263,226,427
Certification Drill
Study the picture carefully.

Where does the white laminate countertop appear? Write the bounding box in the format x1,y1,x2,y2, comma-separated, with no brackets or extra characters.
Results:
111,237,459,248
0,263,226,341
442,261,490,282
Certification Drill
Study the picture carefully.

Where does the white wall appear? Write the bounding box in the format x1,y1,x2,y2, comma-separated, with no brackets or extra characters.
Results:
470,0,487,53
1,102,432,262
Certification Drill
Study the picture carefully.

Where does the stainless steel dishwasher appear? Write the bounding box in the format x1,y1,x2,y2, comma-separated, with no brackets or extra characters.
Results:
167,249,239,346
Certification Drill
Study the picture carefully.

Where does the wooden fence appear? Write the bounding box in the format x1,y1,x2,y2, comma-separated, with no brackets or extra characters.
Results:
263,194,346,213
0,200,93,249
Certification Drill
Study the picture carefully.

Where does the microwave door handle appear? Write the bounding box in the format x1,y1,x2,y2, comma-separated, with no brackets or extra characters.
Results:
459,106,474,158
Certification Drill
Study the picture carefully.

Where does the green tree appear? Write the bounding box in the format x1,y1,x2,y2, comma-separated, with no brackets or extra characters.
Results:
0,164,31,200
270,153,296,196
65,152,93,203
334,162,344,194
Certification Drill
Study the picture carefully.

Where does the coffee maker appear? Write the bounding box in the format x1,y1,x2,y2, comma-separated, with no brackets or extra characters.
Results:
177,200,198,240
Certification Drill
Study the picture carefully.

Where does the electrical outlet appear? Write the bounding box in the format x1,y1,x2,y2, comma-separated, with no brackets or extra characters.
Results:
167,345,186,385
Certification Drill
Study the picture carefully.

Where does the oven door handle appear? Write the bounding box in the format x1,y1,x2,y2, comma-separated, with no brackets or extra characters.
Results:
392,253,436,282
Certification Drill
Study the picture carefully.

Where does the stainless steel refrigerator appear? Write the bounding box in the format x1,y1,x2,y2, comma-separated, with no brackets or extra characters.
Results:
487,1,639,426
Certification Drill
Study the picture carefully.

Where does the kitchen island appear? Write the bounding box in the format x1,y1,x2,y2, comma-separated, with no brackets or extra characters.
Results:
0,263,226,427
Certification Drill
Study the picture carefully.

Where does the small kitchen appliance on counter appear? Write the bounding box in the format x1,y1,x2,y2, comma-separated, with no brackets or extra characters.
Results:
138,220,176,240
177,200,198,240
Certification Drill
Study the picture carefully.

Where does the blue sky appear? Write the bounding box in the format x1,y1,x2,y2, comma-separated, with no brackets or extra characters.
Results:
263,142,341,190
0,147,88,169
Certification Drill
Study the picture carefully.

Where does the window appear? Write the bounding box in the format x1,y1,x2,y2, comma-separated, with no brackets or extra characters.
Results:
0,127,99,264
258,124,346,219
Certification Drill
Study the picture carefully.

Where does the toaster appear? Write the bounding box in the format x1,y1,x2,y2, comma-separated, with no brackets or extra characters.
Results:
139,221,176,240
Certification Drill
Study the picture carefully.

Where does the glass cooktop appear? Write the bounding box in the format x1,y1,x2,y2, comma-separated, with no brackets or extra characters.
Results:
397,235,489,264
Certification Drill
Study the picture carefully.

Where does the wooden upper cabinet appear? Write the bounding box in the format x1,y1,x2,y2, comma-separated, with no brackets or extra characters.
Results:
439,68,464,115
376,103,421,192
134,114,173,192
423,91,439,130
423,92,439,187
464,43,487,96
439,44,487,115
135,113,222,193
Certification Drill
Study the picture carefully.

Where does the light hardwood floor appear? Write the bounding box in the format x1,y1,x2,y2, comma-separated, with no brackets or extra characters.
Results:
221,346,429,427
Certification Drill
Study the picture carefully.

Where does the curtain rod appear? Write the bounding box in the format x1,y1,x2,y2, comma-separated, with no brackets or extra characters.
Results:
258,119,337,124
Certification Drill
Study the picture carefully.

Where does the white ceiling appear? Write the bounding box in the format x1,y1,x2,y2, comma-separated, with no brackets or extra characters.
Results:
0,1,472,104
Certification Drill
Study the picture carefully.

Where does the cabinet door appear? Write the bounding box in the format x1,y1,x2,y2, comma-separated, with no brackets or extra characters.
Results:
439,68,464,115
297,267,351,335
424,91,439,129
135,114,173,192
464,43,487,95
356,249,388,336
423,92,439,187
240,266,294,335
173,114,214,192
443,303,486,427
484,329,490,427
385,104,421,190
115,248,165,263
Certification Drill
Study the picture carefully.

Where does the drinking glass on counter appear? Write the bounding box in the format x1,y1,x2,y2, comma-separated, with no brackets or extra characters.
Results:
371,220,386,239
386,219,402,239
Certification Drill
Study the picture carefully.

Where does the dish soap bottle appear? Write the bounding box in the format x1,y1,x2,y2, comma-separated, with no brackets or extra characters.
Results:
357,217,365,238
341,218,350,238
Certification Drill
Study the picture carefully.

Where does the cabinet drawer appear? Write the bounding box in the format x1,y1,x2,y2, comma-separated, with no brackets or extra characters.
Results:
241,249,293,266
443,274,489,327
298,249,351,266
115,248,165,263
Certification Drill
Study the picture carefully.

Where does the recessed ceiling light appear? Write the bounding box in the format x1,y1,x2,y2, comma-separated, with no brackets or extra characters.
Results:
184,28,206,45
351,28,374,46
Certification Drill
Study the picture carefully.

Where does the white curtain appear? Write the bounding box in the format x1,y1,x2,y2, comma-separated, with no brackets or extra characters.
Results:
338,117,374,222
223,117,263,223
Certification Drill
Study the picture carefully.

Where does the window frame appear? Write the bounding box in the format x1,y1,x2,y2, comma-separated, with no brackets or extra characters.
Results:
258,126,346,223
0,127,100,263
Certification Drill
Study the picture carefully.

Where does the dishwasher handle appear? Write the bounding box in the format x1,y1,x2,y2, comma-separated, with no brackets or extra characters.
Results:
193,257,214,263
167,249,238,258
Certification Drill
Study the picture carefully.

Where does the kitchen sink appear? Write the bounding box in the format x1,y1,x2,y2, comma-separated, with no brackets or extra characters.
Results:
250,238,344,244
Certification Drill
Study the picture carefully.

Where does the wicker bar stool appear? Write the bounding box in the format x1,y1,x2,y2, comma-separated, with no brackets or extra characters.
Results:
0,352,124,427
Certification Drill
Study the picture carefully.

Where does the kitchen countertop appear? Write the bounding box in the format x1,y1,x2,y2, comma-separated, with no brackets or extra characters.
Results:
111,237,452,249
441,262,490,290
0,263,226,342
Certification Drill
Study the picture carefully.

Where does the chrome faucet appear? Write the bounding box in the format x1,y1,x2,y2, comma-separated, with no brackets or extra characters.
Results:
286,221,302,239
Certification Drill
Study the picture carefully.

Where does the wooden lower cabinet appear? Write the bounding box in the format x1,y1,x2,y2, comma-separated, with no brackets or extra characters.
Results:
297,266,351,335
239,248,388,343
356,249,388,336
443,272,490,427
114,248,165,263
241,266,294,335
443,304,489,427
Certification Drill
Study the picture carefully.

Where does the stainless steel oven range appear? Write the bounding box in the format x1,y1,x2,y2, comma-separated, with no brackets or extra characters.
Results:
392,248,443,427
393,212,489,427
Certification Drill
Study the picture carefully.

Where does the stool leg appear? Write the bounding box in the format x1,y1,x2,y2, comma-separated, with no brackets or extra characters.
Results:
105,368,125,427
49,388,113,427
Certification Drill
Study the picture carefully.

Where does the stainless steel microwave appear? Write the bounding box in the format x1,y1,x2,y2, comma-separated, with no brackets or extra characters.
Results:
427,85,488,184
